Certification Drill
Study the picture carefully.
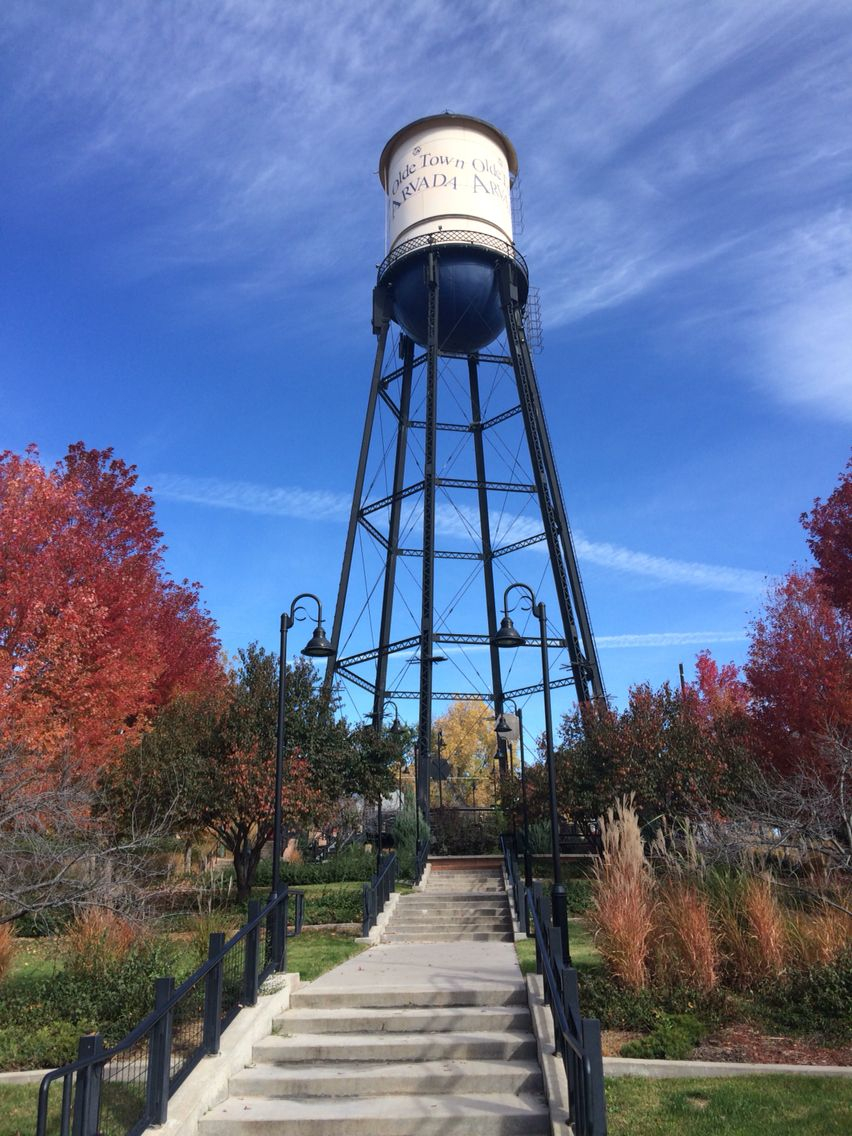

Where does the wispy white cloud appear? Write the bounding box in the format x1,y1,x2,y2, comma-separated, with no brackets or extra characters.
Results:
596,631,746,649
6,1,851,417
743,211,852,422
154,471,767,595
573,537,766,595
154,473,350,522
426,630,747,652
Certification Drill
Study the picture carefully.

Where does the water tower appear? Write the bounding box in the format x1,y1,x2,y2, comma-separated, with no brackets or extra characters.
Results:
326,113,603,823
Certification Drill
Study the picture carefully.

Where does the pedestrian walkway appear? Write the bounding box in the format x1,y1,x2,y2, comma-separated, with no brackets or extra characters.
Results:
198,871,551,1135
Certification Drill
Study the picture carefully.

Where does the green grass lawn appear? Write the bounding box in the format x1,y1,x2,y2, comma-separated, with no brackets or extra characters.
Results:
515,917,600,976
7,938,58,982
605,1074,852,1136
0,1083,57,1136
283,929,366,982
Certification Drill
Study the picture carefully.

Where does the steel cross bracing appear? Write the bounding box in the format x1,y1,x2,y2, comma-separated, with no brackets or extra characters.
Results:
497,261,604,700
326,255,605,824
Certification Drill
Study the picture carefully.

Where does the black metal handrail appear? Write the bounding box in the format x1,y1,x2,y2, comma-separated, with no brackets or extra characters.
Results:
361,851,398,937
501,835,606,1135
36,886,303,1136
377,229,529,285
414,837,429,885
499,833,528,934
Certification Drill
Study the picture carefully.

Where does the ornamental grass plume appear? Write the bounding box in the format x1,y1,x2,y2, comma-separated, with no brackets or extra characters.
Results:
743,875,788,979
589,796,655,990
653,880,719,993
0,922,16,982
64,908,137,982
788,898,852,967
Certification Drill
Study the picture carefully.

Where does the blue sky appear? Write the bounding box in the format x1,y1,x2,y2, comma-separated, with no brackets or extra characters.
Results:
2,1,850,735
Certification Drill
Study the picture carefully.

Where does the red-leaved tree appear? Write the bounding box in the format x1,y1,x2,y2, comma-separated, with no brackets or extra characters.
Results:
801,454,852,617
745,569,851,779
552,657,749,830
0,443,222,776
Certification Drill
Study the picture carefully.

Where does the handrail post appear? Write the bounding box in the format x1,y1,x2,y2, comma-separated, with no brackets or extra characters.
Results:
71,1035,103,1136
281,889,290,972
146,977,175,1126
582,1017,607,1135
244,899,261,1005
561,966,582,1039
361,882,371,937
203,932,225,1054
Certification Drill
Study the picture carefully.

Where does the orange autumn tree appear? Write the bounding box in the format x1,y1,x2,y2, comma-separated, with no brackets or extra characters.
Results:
0,443,222,777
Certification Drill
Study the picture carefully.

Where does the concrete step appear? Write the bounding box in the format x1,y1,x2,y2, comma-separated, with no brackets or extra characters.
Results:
427,873,503,881
390,913,511,923
382,930,514,942
398,896,508,907
418,890,511,899
200,1091,550,1135
272,1004,531,1034
395,913,509,922
389,917,512,929
253,1029,539,1064
429,871,503,878
230,1057,543,1098
386,926,513,937
426,883,504,891
290,985,526,1009
401,898,508,908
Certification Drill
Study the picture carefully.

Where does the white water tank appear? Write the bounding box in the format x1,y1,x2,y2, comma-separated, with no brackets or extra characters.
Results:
378,113,527,353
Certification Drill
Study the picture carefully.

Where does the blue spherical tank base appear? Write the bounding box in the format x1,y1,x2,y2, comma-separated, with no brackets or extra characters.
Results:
385,246,524,354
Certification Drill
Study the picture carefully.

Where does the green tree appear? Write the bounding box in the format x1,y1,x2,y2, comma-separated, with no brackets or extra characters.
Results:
104,644,359,899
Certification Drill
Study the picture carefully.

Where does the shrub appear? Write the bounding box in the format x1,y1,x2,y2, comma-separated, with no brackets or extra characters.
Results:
0,1019,85,1070
589,797,655,989
258,846,376,886
430,809,505,855
302,885,363,925
53,935,183,1041
756,952,852,1041
526,820,553,855
578,970,659,1031
13,907,71,937
620,1012,705,1060
0,924,16,982
393,792,429,880
184,911,240,968
652,881,719,993
566,877,593,915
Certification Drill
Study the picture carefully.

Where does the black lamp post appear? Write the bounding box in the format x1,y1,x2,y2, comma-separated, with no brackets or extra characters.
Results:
367,700,403,873
434,728,445,809
496,699,532,892
494,582,570,965
272,593,335,901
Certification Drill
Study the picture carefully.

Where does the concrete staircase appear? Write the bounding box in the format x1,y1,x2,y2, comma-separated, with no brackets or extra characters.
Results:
200,981,548,1134
382,866,513,943
197,868,550,1135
